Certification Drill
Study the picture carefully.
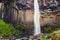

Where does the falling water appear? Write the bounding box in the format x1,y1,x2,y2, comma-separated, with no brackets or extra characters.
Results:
34,0,41,35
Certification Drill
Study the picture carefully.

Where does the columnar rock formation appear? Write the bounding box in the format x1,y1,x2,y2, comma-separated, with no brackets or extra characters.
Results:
0,0,60,26
13,8,60,26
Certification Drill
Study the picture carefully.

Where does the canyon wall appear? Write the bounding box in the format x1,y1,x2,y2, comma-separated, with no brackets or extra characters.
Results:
0,3,60,26
13,9,60,26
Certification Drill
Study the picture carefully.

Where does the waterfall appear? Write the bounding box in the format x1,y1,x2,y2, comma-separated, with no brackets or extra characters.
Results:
34,0,41,35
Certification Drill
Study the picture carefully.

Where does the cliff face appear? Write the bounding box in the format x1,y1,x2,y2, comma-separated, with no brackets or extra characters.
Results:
13,9,34,24
40,12,60,26
0,1,60,26
13,9,60,26
0,3,3,19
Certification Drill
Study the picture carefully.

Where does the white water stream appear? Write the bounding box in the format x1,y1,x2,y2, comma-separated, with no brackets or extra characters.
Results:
34,0,41,35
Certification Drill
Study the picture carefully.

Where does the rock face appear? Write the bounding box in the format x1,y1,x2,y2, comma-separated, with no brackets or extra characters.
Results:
40,12,60,26
0,3,3,19
13,9,60,26
0,0,60,26
0,2,60,26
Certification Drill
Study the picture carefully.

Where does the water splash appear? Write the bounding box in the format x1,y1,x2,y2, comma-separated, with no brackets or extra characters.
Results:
34,0,41,35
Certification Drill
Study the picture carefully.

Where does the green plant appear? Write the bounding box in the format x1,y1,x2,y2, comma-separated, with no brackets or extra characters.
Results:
0,19,22,38
41,31,59,40
57,35,60,40
16,24,34,29
0,19,5,25
42,25,60,33
43,26,52,33
41,34,47,40
46,32,58,39
55,26,60,31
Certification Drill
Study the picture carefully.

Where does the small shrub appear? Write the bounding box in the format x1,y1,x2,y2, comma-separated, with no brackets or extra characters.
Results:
0,19,22,38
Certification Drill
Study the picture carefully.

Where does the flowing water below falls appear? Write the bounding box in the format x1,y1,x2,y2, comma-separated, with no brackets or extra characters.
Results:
34,0,41,35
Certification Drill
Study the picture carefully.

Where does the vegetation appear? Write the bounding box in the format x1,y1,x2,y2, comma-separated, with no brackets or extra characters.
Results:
16,24,34,29
57,36,60,40
0,19,22,38
41,25,60,33
41,31,60,40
